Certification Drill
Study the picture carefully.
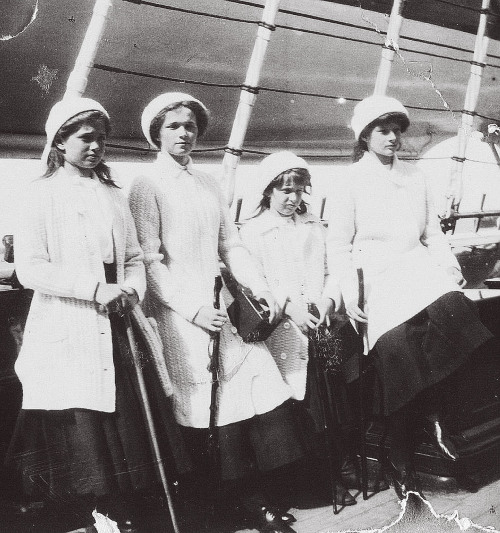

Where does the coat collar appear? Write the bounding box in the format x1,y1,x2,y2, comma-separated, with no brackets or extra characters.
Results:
51,166,100,188
245,209,317,235
358,151,408,187
155,152,195,179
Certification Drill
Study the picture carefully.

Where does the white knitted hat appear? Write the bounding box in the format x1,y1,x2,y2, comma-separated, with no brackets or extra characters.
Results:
351,95,409,140
141,92,208,149
41,97,109,167
247,151,309,215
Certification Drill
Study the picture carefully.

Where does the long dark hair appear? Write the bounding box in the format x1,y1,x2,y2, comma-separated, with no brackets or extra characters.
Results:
352,112,410,163
253,168,312,217
43,110,118,187
149,101,209,149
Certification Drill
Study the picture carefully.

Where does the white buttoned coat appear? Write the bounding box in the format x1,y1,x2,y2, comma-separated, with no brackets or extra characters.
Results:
14,168,146,412
128,153,292,428
327,152,461,350
239,210,341,400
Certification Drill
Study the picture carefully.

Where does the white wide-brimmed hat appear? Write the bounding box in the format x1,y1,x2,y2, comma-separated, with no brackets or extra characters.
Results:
141,92,208,149
246,151,309,215
41,97,109,167
351,95,409,140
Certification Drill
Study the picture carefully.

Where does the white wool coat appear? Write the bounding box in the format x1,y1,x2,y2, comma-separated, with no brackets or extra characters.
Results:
240,210,341,400
14,168,146,412
128,153,292,428
327,152,461,350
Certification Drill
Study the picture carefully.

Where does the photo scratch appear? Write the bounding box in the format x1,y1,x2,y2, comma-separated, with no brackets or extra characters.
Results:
31,64,58,95
0,0,38,41
357,3,458,127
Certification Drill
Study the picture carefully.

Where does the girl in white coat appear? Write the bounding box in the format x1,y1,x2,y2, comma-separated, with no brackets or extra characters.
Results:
129,93,305,532
10,98,154,531
239,151,359,506
327,95,492,501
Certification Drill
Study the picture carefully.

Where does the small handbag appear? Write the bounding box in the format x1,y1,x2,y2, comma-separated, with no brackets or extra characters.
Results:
226,285,278,342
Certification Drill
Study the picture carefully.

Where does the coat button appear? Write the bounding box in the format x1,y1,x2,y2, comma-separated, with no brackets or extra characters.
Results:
280,352,287,359
231,326,238,334
283,321,290,330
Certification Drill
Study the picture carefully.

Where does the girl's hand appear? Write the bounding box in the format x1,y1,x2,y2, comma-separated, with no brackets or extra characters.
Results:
254,290,280,324
285,301,319,334
315,297,335,327
193,306,228,333
345,299,368,323
447,266,466,288
118,287,139,315
94,283,123,313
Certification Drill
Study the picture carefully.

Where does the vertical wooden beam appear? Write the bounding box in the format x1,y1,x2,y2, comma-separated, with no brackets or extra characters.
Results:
373,0,406,96
65,0,113,99
222,0,281,206
445,0,491,220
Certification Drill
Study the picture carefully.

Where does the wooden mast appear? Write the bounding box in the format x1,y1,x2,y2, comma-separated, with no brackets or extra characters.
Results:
64,0,113,99
373,0,406,95
444,0,491,223
221,0,281,206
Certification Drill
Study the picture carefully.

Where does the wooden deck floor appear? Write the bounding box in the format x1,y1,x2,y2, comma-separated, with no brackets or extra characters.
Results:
179,460,500,533
2,470,499,533
282,476,500,533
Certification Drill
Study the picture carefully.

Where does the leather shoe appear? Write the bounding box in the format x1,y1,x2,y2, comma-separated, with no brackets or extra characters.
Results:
117,518,138,533
424,414,459,461
277,509,296,524
261,506,296,524
256,506,298,533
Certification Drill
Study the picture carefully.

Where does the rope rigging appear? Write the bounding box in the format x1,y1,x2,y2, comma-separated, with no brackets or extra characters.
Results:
93,63,500,122
96,1,500,169
119,0,500,66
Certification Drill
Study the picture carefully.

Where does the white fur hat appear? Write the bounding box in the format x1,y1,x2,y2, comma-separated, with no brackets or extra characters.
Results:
351,95,409,140
141,92,208,149
246,151,309,215
41,97,109,167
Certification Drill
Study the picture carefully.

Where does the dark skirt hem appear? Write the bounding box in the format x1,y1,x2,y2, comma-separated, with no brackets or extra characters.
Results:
6,315,159,500
373,291,493,416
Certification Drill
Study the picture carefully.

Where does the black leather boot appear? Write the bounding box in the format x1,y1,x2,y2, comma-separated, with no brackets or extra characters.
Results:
383,458,425,501
254,506,298,533
385,405,425,501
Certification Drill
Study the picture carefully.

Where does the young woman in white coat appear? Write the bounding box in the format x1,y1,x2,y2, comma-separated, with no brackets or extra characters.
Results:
10,98,155,531
327,95,493,501
129,93,305,533
238,152,359,505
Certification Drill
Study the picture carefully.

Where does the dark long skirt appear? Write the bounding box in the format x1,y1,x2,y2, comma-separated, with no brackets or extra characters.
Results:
373,291,493,416
180,400,305,482
6,313,158,504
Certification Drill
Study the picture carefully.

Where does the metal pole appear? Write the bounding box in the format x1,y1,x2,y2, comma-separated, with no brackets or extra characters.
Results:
221,0,281,206
64,0,113,99
373,0,406,96
444,0,491,220
124,314,181,533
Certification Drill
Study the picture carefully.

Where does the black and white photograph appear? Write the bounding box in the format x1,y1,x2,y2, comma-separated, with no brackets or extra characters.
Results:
1,1,500,532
